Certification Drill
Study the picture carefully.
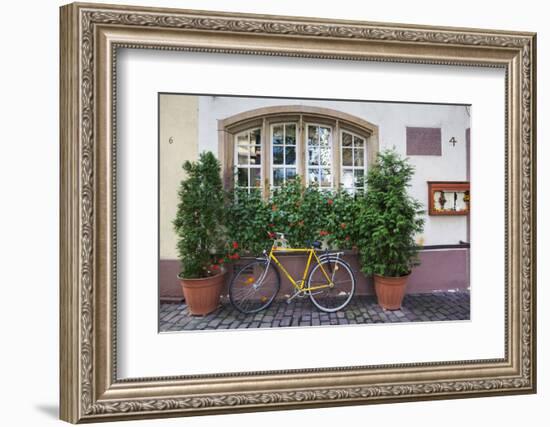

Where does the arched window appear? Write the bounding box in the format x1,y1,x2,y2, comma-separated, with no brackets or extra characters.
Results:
217,105,379,196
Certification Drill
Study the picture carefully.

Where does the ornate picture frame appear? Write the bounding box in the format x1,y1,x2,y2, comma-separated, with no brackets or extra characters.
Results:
60,2,536,423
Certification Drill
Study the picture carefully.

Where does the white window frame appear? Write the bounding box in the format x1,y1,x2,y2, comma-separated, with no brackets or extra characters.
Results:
234,127,262,193
223,109,377,196
269,122,299,189
340,129,367,193
305,123,334,189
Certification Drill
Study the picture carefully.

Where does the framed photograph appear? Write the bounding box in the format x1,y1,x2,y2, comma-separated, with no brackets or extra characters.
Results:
427,181,470,216
60,2,536,423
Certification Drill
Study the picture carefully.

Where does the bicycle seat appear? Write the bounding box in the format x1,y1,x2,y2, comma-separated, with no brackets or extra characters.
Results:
307,240,322,249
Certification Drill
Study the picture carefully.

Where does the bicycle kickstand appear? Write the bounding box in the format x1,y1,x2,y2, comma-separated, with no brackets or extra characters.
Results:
286,289,303,304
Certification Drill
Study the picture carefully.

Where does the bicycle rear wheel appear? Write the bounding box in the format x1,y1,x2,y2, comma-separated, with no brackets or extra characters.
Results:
307,257,355,312
229,260,281,314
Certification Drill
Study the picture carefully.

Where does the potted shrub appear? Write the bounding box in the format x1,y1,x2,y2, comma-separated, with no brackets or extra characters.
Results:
173,152,227,315
357,149,425,310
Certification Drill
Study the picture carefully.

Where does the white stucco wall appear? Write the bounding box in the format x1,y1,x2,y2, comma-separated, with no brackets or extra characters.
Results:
194,96,470,246
159,94,199,259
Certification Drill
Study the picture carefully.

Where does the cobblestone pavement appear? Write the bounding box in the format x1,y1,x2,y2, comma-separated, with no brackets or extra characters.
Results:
159,291,470,332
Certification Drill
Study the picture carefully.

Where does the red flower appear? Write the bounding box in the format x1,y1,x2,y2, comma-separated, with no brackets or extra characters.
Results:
212,264,220,270
232,241,239,249
340,223,347,229
327,199,334,205
267,231,276,239
319,230,329,237
232,253,240,260
218,258,225,264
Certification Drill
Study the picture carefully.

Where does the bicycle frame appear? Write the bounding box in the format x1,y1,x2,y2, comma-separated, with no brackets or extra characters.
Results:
267,246,334,292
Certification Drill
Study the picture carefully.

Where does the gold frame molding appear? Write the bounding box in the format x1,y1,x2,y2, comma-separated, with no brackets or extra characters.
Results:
60,2,537,423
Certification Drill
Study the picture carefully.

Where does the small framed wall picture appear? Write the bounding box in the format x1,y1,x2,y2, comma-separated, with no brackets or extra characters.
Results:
428,181,470,215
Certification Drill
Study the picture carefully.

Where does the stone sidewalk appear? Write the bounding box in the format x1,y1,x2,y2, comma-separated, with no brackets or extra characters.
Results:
159,291,470,332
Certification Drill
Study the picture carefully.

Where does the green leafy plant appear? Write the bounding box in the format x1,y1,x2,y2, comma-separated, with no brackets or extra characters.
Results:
356,149,425,277
269,178,306,247
226,188,272,258
268,177,335,247
300,184,333,245
325,190,361,251
226,177,363,252
173,152,226,278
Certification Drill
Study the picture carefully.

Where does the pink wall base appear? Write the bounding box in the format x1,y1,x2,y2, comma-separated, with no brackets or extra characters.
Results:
160,248,469,302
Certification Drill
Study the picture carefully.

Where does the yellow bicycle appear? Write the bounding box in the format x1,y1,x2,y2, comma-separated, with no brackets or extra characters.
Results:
229,233,356,314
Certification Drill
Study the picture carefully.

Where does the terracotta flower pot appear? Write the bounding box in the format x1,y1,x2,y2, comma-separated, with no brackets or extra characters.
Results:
373,273,410,310
179,270,227,315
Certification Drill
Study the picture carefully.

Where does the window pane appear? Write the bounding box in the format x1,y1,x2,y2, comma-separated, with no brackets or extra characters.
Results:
250,145,262,165
342,132,353,147
308,147,319,166
342,169,354,188
354,169,365,187
238,145,249,165
251,128,261,145
354,135,364,147
273,146,284,165
237,168,248,187
251,168,261,187
237,133,249,145
285,146,296,165
308,168,320,185
321,169,332,187
285,124,296,145
319,147,331,166
273,125,283,145
273,168,284,186
308,125,318,146
319,127,330,146
286,168,296,180
354,148,364,166
342,148,353,166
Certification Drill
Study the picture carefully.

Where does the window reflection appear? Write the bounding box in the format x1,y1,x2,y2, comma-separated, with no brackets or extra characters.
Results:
235,127,262,192
341,130,366,193
234,121,368,193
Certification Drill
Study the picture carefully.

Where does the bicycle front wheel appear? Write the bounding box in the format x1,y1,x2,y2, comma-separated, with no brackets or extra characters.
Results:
307,257,355,312
229,260,281,314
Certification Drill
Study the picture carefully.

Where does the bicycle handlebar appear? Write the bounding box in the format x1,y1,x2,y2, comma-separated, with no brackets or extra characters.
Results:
269,232,324,250
267,231,286,239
